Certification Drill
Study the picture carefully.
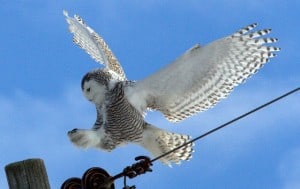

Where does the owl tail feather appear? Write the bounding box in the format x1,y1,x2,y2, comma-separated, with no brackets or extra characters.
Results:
140,124,194,166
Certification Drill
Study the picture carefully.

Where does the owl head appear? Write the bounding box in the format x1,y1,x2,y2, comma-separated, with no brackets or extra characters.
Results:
81,68,113,105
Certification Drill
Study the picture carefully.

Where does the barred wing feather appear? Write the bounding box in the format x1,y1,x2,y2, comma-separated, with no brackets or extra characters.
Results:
129,23,280,122
63,10,126,80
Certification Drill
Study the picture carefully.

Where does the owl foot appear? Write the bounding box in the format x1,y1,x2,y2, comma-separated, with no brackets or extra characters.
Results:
68,128,100,148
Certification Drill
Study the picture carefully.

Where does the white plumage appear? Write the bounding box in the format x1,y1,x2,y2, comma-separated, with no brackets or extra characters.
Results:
64,11,280,165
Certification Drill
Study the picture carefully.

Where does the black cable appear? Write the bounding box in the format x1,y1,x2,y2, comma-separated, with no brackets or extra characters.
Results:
151,87,300,163
68,87,298,189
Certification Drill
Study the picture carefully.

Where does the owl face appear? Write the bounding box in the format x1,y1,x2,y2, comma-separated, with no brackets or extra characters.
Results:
82,79,107,105
81,69,112,105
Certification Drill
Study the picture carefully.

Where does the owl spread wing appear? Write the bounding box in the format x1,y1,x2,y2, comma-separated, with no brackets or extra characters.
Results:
128,23,280,122
63,11,126,81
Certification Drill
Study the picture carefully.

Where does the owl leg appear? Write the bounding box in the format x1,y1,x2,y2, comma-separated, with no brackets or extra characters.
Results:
68,128,102,149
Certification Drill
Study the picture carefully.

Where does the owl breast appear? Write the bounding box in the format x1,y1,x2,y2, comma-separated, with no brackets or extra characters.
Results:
104,82,146,146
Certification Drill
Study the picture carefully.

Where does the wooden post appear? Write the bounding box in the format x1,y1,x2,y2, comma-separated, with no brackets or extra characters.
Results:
5,158,51,189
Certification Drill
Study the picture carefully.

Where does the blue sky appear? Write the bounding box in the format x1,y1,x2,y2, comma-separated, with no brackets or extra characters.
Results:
1,1,299,188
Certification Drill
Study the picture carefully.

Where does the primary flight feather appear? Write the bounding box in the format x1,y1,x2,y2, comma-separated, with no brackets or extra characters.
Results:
64,10,280,165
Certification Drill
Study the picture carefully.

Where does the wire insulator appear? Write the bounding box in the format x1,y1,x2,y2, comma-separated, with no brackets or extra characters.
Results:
82,167,115,189
61,177,82,189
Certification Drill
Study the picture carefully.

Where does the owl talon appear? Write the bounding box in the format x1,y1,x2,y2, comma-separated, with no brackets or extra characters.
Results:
68,128,78,134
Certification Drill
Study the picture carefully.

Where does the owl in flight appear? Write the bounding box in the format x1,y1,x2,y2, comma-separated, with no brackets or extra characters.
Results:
64,11,280,165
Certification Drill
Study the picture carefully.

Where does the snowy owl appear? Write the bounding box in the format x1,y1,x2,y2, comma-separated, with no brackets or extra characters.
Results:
64,11,280,165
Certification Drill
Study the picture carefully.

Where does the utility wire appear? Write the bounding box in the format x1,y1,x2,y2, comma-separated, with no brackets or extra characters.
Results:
151,87,300,163
62,87,299,189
